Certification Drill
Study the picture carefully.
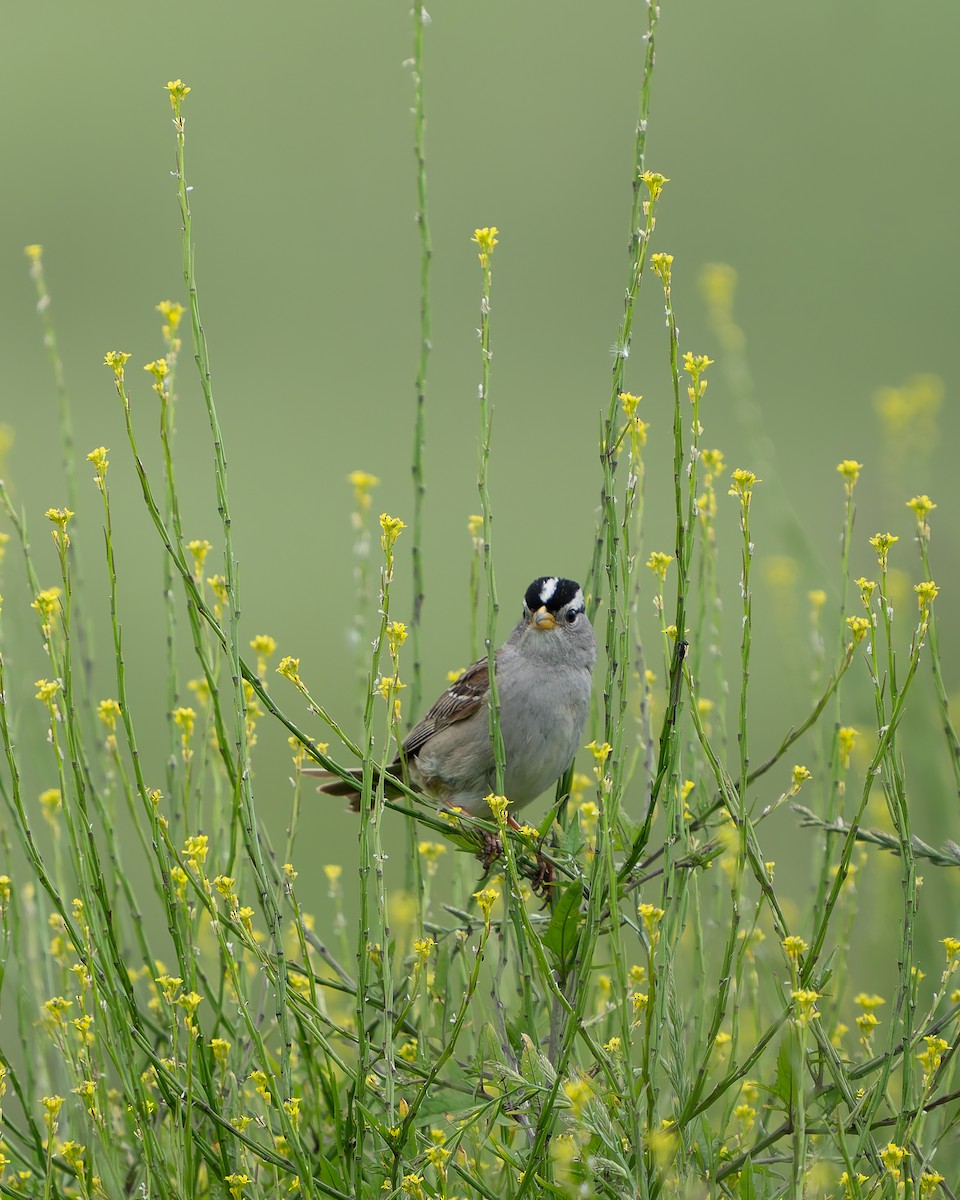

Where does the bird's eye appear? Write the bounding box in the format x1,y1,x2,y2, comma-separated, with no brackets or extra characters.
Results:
565,609,579,624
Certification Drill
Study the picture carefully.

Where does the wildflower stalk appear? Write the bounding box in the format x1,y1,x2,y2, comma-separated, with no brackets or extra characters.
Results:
24,246,95,695
167,79,295,1116
408,0,432,722
472,226,506,793
353,514,404,1188
909,499,960,791
802,605,930,982
586,0,660,749
154,333,185,805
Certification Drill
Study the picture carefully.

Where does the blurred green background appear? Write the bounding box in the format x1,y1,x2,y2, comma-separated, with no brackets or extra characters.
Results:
3,2,959,986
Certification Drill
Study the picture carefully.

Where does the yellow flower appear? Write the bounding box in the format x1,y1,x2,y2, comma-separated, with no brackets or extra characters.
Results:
639,902,665,936
646,551,673,581
854,992,885,1010
250,633,277,660
839,1171,869,1197
682,351,715,376
790,764,812,792
41,1094,64,1120
103,350,131,378
640,171,670,202
562,1077,593,1116
182,833,208,868
917,1035,948,1077
157,300,185,329
206,574,228,606
24,243,43,260
869,531,899,571
846,616,870,644
586,740,612,763
700,262,737,313
619,391,643,418
386,621,407,655
413,936,435,966
791,988,820,1024
880,1142,906,1179
486,793,509,822
249,1069,272,1105
97,698,121,731
43,995,73,1025
45,509,74,550
915,580,939,612
471,226,499,266
348,469,380,513
144,358,169,385
907,493,936,521
277,656,302,685
941,936,960,961
173,706,196,760
836,459,863,494
31,587,62,638
650,252,673,285
177,990,203,1018
401,1174,425,1200
426,1144,451,1173
186,538,213,576
855,1010,879,1038
782,935,807,961
734,1103,756,1131
376,674,405,701
682,351,714,402
379,513,406,551
210,1037,231,1066
728,468,760,503
34,678,61,705
701,447,725,475
86,446,109,485
473,887,499,923
166,79,191,108
645,1122,679,1169
155,974,182,1003
225,1174,251,1200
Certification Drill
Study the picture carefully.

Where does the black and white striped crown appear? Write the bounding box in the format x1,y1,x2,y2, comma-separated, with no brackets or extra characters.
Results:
523,576,584,615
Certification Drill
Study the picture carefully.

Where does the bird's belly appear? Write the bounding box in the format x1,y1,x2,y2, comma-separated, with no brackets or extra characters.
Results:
500,694,585,807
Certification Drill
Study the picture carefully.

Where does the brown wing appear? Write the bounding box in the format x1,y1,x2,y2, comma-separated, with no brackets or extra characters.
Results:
401,655,491,759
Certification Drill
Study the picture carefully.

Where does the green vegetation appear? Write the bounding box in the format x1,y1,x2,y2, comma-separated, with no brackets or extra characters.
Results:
1,12,958,1200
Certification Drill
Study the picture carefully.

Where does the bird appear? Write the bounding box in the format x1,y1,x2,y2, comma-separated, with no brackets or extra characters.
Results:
309,576,596,819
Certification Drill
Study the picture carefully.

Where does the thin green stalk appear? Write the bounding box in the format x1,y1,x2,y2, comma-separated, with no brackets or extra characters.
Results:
472,227,506,794
910,505,960,793
409,0,432,723
24,246,94,696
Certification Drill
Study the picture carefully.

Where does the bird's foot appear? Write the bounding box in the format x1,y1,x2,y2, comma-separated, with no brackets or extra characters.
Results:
479,830,503,871
523,849,556,899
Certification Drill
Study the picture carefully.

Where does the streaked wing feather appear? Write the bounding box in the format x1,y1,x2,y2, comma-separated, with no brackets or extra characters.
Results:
401,655,490,758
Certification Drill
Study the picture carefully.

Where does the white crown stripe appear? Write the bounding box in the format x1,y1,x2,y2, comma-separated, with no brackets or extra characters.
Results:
539,577,559,603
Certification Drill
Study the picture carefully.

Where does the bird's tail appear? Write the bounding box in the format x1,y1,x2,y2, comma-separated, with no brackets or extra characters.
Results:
302,762,405,810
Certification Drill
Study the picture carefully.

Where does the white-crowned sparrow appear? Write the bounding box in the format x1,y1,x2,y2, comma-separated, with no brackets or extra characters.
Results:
313,576,596,817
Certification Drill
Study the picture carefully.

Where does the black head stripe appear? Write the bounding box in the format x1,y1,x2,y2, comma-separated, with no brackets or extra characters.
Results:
524,577,584,615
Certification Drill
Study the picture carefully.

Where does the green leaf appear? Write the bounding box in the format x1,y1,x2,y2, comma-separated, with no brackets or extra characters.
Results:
737,1156,757,1200
772,1032,796,1110
542,879,584,974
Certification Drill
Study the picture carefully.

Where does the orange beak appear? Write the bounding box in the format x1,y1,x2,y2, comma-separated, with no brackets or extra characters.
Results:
531,606,556,630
